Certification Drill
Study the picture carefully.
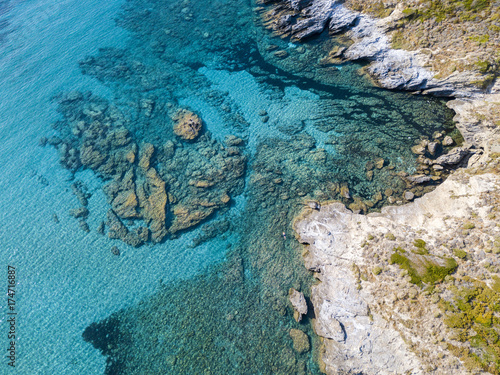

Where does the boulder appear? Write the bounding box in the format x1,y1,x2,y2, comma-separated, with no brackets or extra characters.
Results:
289,288,308,322
442,135,454,146
411,144,426,155
340,184,350,199
69,207,89,219
80,144,106,169
112,190,139,218
406,174,432,184
274,50,288,59
224,135,243,147
111,246,120,256
404,191,415,201
106,210,128,240
292,0,358,40
434,147,468,166
427,142,438,155
169,204,215,233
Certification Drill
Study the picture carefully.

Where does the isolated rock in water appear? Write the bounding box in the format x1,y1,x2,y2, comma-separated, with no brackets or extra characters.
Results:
289,288,308,322
434,147,468,166
79,220,90,233
289,329,310,353
173,109,202,140
70,206,89,219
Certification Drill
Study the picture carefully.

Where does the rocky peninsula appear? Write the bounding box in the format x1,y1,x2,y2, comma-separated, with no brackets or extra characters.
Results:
269,0,500,373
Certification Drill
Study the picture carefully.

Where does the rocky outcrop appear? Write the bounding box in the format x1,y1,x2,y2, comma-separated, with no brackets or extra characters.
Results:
294,171,500,374
50,93,247,247
260,0,358,40
261,2,500,371
260,0,494,95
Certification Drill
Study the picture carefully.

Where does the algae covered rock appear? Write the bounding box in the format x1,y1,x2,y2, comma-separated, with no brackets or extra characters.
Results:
289,329,310,354
112,190,139,218
172,109,202,140
169,204,215,234
137,167,168,242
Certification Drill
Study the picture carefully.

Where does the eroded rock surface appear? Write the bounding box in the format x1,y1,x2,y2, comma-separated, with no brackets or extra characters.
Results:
172,109,202,141
288,288,308,322
294,170,500,374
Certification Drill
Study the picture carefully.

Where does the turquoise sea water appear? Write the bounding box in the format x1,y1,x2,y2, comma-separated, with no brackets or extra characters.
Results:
0,0,457,374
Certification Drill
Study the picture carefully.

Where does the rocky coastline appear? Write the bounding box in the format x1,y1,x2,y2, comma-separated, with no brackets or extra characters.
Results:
276,0,500,373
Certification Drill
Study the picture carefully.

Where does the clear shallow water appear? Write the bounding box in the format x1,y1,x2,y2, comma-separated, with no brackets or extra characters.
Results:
0,0,457,374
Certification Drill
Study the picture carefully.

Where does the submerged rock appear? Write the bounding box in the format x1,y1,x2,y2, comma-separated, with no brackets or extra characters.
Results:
137,168,168,242
69,207,89,219
289,329,310,353
172,109,202,140
170,204,215,234
79,220,90,233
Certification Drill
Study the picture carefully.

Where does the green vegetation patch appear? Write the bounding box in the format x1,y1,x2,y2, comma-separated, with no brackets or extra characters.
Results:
399,0,492,23
463,221,476,230
453,248,468,259
412,239,430,255
469,34,490,44
440,279,500,373
389,247,457,285
414,239,427,248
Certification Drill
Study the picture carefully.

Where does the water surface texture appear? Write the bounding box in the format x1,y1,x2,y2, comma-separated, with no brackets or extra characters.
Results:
0,0,456,374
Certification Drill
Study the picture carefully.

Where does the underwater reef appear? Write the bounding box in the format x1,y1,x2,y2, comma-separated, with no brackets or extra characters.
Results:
39,0,476,373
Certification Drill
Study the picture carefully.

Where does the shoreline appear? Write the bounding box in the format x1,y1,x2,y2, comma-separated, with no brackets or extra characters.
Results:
273,0,500,373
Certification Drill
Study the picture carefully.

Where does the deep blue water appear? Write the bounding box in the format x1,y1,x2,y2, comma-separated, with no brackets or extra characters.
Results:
0,0,456,373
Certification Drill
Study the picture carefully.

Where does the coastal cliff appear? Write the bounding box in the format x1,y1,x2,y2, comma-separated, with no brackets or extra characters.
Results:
260,0,500,373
